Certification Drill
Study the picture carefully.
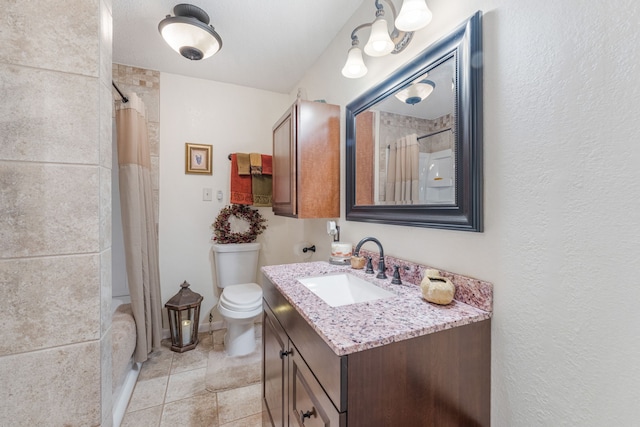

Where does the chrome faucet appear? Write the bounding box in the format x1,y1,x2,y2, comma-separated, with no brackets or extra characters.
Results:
354,237,387,279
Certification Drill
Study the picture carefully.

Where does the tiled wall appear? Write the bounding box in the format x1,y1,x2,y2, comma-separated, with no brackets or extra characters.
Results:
112,64,161,231
0,1,113,425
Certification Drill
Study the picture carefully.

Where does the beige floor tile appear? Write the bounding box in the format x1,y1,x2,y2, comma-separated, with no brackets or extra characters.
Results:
212,329,226,351
127,376,168,413
165,367,207,403
219,412,263,427
138,346,174,381
217,383,262,425
120,405,163,427
198,332,215,350
205,343,261,392
171,343,210,375
160,391,219,427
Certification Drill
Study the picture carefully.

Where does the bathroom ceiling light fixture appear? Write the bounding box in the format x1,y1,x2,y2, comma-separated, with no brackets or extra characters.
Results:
158,3,222,61
395,79,435,105
341,0,432,79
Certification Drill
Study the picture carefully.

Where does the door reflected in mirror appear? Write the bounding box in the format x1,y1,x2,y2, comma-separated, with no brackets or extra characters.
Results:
355,57,456,206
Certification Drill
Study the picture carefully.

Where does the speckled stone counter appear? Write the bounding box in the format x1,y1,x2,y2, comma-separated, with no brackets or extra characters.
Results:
261,260,493,356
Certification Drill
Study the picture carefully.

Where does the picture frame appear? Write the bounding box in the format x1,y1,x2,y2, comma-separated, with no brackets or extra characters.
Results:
185,143,212,175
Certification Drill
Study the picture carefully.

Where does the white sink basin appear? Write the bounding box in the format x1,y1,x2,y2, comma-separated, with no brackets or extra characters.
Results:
298,273,395,307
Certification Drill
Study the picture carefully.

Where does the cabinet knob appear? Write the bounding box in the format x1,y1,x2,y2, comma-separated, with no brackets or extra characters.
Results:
299,408,315,424
279,349,293,359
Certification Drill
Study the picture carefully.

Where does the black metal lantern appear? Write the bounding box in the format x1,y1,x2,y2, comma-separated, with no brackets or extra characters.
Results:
165,281,203,352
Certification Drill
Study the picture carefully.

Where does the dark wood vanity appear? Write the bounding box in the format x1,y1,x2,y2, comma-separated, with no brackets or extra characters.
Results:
262,273,491,427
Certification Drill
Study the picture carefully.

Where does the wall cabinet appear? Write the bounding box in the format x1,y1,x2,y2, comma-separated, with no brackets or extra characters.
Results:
272,100,340,218
262,276,491,427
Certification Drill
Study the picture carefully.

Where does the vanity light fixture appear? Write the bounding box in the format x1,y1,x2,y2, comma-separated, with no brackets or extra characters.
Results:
364,9,395,57
341,0,432,79
341,39,368,78
395,0,433,32
394,79,435,105
158,3,222,61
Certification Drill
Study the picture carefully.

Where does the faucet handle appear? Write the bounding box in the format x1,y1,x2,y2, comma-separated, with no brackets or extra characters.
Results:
365,256,374,274
391,265,410,285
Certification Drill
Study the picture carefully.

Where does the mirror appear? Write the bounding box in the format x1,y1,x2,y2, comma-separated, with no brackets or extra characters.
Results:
346,11,483,231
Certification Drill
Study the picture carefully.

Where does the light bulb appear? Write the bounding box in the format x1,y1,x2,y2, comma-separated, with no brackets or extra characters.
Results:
395,0,433,32
364,17,394,57
341,46,368,78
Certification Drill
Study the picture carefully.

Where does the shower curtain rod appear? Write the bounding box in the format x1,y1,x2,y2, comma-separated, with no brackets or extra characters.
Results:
387,128,453,149
112,81,128,103
417,127,452,141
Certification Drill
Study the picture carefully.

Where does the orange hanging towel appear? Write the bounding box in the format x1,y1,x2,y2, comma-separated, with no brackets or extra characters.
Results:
230,154,253,204
261,154,272,175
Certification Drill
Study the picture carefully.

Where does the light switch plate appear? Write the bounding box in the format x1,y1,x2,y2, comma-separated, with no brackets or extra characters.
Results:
203,188,212,201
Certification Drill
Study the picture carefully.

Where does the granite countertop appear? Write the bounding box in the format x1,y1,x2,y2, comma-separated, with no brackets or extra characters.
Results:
261,261,492,356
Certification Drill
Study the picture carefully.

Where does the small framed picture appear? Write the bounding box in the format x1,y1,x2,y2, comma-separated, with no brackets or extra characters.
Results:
185,143,212,175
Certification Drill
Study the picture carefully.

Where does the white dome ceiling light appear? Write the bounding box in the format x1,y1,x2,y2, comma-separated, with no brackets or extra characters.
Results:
395,79,435,105
158,4,222,61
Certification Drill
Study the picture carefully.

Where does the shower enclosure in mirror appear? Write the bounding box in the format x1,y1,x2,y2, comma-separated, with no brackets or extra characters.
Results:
346,11,483,231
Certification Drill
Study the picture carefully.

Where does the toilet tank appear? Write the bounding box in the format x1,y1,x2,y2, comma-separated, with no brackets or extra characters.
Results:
211,243,261,288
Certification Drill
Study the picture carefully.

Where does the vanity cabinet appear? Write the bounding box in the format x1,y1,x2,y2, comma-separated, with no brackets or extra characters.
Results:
272,100,340,218
262,275,491,427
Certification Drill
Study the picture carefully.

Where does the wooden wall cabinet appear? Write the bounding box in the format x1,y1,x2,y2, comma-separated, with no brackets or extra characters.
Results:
262,276,491,427
272,100,340,218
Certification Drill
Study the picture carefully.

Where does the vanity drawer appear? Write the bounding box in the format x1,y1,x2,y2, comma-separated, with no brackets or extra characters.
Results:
262,275,347,412
289,345,346,427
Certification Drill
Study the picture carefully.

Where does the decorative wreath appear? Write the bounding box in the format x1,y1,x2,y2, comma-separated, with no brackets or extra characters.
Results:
212,204,267,244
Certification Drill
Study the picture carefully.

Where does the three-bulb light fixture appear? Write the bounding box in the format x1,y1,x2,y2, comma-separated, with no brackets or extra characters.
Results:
341,0,432,79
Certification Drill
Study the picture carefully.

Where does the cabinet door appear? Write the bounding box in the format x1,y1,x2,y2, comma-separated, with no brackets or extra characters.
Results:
272,106,296,217
263,306,290,427
289,348,345,427
296,101,340,218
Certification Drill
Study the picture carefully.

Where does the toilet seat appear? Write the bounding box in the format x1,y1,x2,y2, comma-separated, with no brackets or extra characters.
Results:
219,283,262,312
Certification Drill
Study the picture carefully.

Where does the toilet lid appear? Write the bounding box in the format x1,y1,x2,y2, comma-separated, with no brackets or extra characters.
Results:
220,283,262,312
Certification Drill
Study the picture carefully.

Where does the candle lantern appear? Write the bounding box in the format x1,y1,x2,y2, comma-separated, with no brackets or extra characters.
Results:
165,281,203,352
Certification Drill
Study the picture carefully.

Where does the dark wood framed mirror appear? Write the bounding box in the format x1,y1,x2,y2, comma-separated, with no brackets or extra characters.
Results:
345,11,483,231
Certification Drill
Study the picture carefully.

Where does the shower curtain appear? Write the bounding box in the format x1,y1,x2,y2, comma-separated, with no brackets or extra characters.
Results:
115,93,162,363
385,133,420,204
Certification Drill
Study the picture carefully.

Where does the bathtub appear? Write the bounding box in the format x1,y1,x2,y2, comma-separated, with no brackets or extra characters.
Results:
111,297,141,427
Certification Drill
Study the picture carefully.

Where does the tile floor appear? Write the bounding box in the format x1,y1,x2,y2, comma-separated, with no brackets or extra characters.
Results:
121,328,264,427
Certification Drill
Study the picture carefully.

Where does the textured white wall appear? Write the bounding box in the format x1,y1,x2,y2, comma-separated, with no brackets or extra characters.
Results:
295,0,640,425
158,73,298,324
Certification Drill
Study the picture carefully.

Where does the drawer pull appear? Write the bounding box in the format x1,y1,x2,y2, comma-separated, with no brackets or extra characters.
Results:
279,349,293,359
299,408,315,424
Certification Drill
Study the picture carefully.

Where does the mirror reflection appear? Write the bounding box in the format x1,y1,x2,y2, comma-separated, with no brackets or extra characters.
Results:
355,57,456,206
345,11,482,231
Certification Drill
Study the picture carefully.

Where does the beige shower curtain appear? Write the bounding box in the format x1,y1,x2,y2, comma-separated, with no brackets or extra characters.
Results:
115,93,162,363
385,133,420,204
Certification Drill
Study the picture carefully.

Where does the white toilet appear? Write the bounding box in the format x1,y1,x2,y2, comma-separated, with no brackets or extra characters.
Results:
211,242,263,356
